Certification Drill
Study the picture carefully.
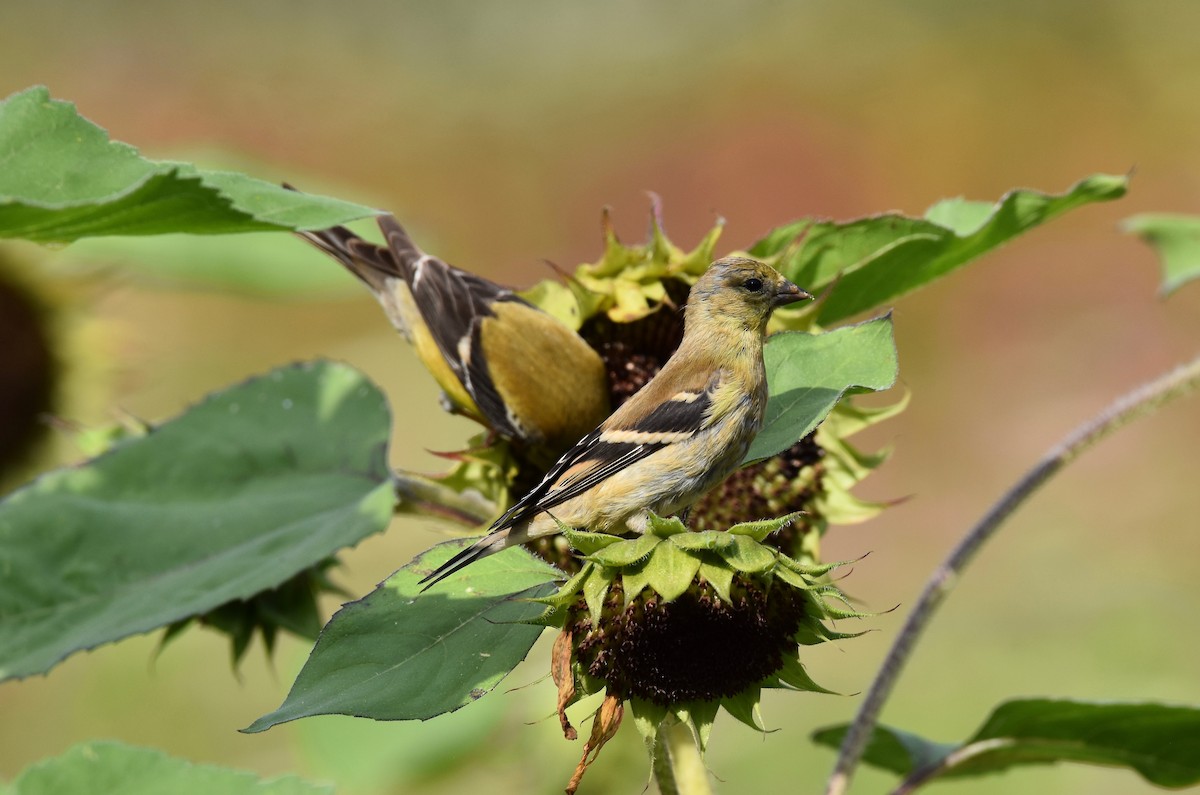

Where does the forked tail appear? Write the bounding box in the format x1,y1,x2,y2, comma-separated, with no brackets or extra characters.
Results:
418,529,511,591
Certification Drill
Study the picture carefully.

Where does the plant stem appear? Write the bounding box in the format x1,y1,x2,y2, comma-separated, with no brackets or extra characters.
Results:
653,718,713,795
886,739,1014,795
824,353,1200,795
392,470,494,527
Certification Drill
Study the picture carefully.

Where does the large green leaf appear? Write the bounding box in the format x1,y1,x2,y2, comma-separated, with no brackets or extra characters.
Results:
813,699,1200,789
1123,213,1200,296
6,741,332,795
0,86,379,243
244,539,559,732
749,174,1128,324
0,360,395,681
746,314,897,463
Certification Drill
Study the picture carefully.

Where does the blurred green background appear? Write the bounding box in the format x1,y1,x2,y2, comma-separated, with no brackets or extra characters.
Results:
3,2,1199,793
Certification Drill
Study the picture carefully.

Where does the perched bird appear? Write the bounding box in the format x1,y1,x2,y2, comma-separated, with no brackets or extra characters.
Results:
421,256,811,589
296,214,610,459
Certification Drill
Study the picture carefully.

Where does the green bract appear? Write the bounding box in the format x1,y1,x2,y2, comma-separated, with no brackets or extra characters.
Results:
530,202,723,326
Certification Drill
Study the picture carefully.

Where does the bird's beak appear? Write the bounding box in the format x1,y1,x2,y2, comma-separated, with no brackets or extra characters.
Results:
773,280,813,307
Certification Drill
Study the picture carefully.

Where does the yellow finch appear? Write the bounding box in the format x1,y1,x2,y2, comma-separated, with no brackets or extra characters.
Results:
422,256,811,589
296,215,610,458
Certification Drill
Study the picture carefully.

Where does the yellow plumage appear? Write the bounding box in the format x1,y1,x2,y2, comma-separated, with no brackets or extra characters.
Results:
296,215,611,461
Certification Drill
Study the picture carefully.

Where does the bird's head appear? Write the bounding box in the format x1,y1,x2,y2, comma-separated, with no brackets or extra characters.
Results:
686,256,812,333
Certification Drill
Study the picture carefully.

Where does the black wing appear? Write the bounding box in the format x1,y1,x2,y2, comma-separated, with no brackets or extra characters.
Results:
491,382,717,531
378,217,532,439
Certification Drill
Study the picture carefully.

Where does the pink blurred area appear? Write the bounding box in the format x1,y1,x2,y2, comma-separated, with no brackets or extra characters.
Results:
2,3,1199,794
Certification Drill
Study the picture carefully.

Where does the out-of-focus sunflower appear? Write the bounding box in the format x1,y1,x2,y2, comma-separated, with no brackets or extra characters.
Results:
0,244,116,492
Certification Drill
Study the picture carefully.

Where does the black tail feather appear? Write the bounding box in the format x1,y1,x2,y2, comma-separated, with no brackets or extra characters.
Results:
418,533,505,592
284,183,406,287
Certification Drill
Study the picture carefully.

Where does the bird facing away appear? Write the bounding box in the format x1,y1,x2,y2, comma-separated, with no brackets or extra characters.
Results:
421,256,812,589
296,215,610,459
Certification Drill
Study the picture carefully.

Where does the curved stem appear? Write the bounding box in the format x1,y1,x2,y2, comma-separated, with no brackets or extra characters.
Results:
886,739,1014,795
824,353,1200,795
653,718,713,795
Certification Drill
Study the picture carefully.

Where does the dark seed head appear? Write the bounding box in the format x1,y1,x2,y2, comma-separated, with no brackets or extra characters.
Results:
690,434,827,556
580,278,689,408
567,573,808,705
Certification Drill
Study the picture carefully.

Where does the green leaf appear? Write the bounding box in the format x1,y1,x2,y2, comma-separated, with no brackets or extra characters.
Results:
822,392,910,439
0,360,394,681
667,530,736,552
518,278,588,330
967,699,1200,787
645,542,702,602
629,697,669,751
582,566,614,625
726,513,803,543
747,314,897,463
587,534,661,567
7,740,332,795
812,699,1200,788
679,699,720,752
751,174,1127,323
645,511,689,537
772,564,811,590
721,688,767,732
562,527,627,555
775,655,837,695
245,539,558,732
0,86,379,243
163,557,347,668
697,558,734,604
532,564,590,612
720,535,777,574
777,555,844,578
619,560,651,607
1123,213,1200,296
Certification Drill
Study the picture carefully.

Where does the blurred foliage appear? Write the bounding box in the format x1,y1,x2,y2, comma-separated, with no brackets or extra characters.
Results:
161,557,349,669
2,741,332,795
1123,213,1200,296
0,263,55,480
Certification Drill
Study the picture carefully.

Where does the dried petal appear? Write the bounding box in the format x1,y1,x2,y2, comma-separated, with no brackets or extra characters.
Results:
552,628,578,741
565,693,625,795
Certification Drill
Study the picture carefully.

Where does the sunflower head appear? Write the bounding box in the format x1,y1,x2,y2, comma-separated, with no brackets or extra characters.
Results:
533,513,867,790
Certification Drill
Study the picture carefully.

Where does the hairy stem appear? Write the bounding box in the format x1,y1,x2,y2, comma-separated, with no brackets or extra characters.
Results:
824,353,1200,795
653,718,712,795
392,470,494,527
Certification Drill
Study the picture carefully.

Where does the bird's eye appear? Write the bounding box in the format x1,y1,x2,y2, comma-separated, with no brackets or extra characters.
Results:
743,277,764,293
